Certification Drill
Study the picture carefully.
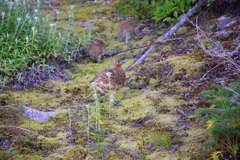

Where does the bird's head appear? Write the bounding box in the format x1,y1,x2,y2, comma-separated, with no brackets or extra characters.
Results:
114,59,125,68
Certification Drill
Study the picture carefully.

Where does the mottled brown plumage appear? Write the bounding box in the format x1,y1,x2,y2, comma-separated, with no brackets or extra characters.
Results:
118,20,135,44
91,59,126,94
86,39,106,62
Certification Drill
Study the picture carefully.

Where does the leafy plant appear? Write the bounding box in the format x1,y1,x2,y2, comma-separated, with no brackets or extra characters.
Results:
116,0,153,21
196,79,240,159
209,151,222,160
0,0,86,87
116,0,196,23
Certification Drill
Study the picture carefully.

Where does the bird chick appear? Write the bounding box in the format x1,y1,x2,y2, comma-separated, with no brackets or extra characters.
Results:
86,39,106,62
91,59,126,104
118,20,135,44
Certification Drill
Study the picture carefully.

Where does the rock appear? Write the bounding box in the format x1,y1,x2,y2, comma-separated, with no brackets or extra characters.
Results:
67,129,77,136
91,9,96,13
0,137,14,149
83,22,94,29
20,106,58,122
143,119,155,127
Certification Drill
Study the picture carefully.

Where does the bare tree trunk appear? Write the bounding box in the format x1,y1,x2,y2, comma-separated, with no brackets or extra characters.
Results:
126,0,209,72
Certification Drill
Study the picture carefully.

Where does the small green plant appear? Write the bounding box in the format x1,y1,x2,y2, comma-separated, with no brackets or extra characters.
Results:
87,84,106,157
152,0,196,23
0,0,85,87
116,0,153,21
208,151,222,160
152,135,172,148
116,0,196,23
196,79,240,160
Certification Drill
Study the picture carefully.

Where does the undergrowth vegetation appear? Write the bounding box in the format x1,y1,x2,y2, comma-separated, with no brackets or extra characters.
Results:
116,0,196,23
196,79,240,160
0,0,85,87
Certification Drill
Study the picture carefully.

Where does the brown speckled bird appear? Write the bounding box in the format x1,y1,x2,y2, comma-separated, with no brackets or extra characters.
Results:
91,59,126,103
118,20,135,44
86,39,106,62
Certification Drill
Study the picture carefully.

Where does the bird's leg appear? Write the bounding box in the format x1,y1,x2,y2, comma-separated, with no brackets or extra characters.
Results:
109,90,121,106
125,31,130,44
109,90,115,104
96,86,105,96
91,82,105,96
97,55,103,63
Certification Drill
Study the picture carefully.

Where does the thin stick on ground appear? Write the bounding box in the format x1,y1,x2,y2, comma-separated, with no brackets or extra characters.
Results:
126,0,209,71
0,125,47,139
103,38,184,57
200,61,226,81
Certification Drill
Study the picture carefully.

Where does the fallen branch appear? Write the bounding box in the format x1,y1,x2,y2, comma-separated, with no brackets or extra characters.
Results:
103,44,150,57
103,38,183,57
199,61,226,81
126,0,209,71
0,125,47,139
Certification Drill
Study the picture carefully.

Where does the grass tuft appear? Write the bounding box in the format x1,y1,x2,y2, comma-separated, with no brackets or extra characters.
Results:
0,0,87,87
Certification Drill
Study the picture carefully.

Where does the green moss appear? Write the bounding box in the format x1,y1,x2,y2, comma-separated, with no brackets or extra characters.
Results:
163,54,204,76
147,91,186,108
146,151,172,160
45,146,92,160
116,137,139,152
0,0,210,159
115,92,155,122
11,154,42,160
176,26,191,35
151,135,172,148
161,45,173,52
0,105,22,125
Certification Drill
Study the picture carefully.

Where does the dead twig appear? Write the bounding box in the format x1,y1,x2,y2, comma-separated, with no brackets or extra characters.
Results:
190,18,240,73
0,125,47,139
103,38,184,57
200,61,226,81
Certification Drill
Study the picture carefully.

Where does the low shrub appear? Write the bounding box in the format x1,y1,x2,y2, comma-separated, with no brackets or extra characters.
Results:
0,0,85,87
116,0,196,23
196,79,240,159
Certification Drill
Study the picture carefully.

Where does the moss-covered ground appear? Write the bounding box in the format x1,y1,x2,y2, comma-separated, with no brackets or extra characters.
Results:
0,0,214,159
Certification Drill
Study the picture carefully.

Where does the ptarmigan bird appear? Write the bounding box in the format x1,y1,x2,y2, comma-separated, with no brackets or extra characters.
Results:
86,39,106,62
91,59,126,104
118,20,135,44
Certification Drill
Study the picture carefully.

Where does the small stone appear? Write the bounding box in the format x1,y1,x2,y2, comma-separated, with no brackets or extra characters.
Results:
143,119,155,127
20,106,58,122
83,22,94,29
0,137,13,149
91,9,96,13
132,123,143,128
67,129,77,136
